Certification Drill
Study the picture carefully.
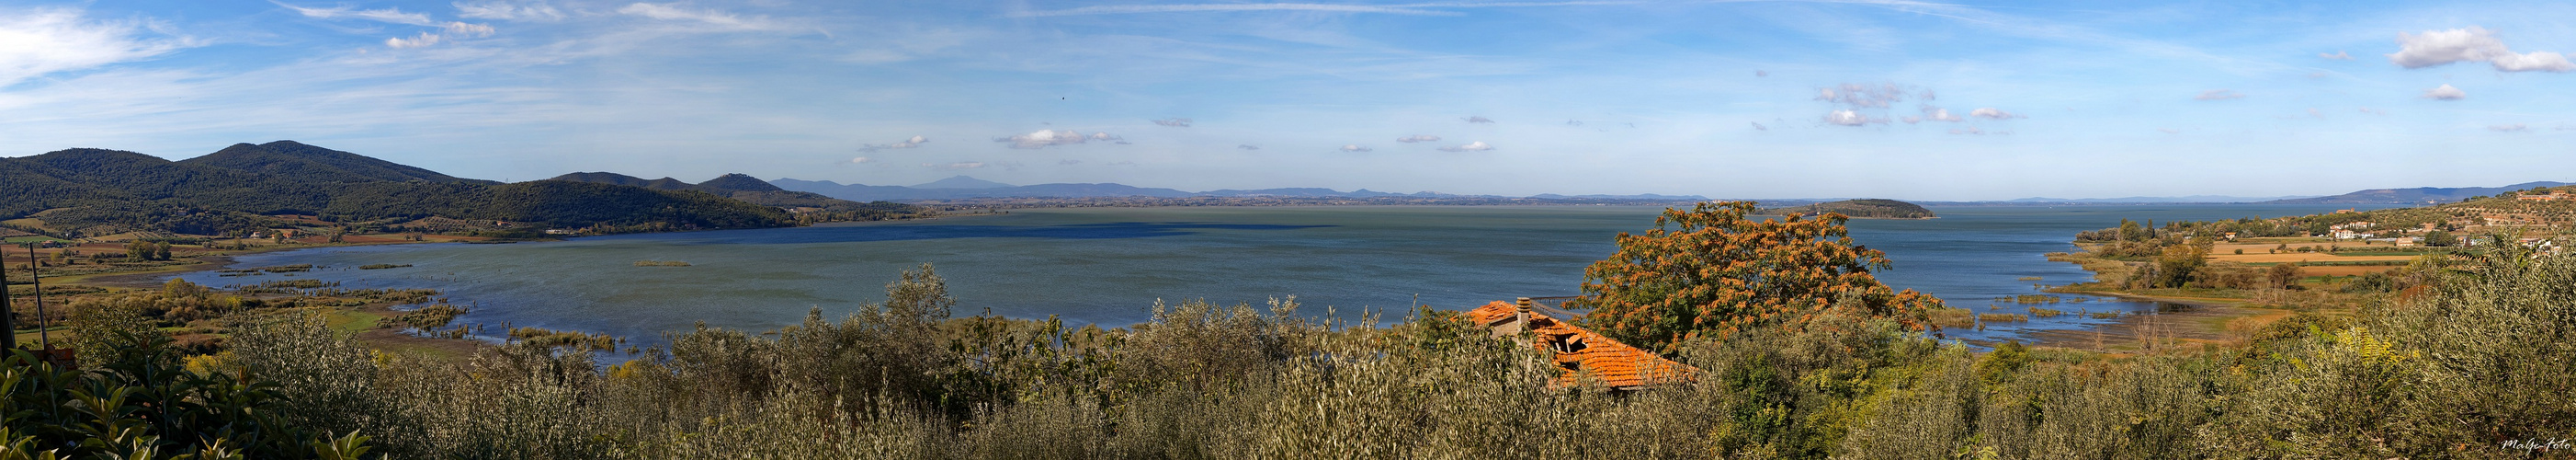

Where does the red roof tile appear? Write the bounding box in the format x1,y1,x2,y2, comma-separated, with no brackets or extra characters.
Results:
1467,301,1696,390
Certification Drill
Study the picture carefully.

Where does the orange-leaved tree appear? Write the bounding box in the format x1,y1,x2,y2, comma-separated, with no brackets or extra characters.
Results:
1574,201,1941,353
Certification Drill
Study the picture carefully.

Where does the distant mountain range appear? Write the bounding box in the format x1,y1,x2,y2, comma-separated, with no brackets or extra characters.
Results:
1996,195,2321,204
2256,181,2571,205
772,176,1708,201
0,141,925,237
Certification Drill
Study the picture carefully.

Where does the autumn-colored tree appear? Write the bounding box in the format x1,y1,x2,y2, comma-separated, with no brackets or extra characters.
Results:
1573,201,1942,353
2266,262,2303,290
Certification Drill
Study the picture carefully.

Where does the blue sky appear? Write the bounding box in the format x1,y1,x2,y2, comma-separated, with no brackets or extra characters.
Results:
2,1,2570,200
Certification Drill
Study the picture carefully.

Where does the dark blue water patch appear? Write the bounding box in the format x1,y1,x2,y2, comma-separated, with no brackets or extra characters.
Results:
167,204,2398,351
577,222,1338,246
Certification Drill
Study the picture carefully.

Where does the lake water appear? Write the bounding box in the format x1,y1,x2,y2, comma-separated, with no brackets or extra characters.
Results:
172,204,2383,346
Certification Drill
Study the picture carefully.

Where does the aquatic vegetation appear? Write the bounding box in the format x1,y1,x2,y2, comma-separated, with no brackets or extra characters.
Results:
358,263,413,270
2027,306,2063,318
633,260,692,267
1979,313,2030,322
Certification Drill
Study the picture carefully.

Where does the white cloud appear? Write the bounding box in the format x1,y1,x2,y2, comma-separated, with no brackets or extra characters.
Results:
1237,144,1260,150
1339,144,1372,152
1948,127,1984,135
2489,123,2528,132
1754,70,1767,77
2491,52,2575,73
618,3,782,30
1823,109,1881,126
1152,118,1191,127
1919,107,1962,122
2422,84,2467,100
1750,121,1767,131
2306,108,2324,119
1815,83,1913,109
276,2,436,26
2320,51,2352,60
456,1,566,21
858,135,927,153
1436,141,1492,152
993,130,1116,149
2389,27,2572,72
386,32,443,49
1969,108,2022,120
923,161,987,169
849,156,874,164
2193,89,2244,100
0,7,194,87
443,22,496,38
2358,107,2386,115
1462,116,1494,123
1395,134,1440,143
2157,128,2180,134
996,129,1084,148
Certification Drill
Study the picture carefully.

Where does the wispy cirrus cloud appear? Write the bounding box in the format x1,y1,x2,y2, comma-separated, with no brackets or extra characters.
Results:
1152,118,1192,127
1010,1,1969,18
1969,108,2022,120
995,130,1120,149
1436,141,1492,152
274,1,435,26
0,7,198,86
2488,123,2528,132
1339,144,1372,152
2193,89,2244,100
618,3,786,30
456,1,566,22
1395,134,1441,143
859,135,928,153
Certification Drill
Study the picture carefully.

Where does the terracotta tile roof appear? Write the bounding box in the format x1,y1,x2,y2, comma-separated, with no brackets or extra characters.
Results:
1467,301,1696,390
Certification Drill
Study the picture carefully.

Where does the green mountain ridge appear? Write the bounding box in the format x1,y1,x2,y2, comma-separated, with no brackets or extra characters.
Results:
0,143,864,237
544,171,910,214
181,141,489,184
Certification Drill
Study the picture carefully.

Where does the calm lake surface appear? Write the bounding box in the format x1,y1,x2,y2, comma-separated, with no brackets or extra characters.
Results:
173,204,2385,345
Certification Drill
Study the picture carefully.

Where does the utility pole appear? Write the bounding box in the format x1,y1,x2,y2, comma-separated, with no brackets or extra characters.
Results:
24,245,48,351
2,245,14,350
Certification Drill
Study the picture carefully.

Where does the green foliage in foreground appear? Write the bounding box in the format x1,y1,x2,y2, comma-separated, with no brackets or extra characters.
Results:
121,248,2562,459
2,332,372,459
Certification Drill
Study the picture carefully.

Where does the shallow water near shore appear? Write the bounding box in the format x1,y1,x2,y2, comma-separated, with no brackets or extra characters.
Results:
171,204,2383,347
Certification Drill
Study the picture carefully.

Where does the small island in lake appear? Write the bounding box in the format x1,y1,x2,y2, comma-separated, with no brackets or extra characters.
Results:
1758,199,1936,219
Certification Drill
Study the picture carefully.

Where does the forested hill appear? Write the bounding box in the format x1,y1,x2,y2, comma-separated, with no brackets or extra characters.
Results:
181,141,491,184
1757,199,1936,219
545,171,916,216
0,143,813,237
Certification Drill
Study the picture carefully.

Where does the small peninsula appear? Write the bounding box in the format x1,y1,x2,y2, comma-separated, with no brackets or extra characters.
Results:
1758,199,1937,219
